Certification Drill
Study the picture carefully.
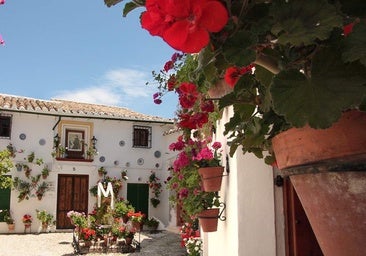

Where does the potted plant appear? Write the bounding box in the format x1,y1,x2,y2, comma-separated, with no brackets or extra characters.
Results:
107,0,366,169
13,177,31,202
121,169,128,181
127,211,145,231
23,164,32,178
114,199,135,223
145,217,159,231
148,171,162,207
22,214,32,229
36,209,54,231
27,152,35,163
97,166,107,177
3,209,15,231
35,181,50,200
41,165,50,179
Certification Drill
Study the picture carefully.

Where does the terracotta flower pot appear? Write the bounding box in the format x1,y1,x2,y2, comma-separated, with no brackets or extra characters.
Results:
7,224,15,231
208,80,233,98
198,208,219,232
198,166,224,192
272,110,366,170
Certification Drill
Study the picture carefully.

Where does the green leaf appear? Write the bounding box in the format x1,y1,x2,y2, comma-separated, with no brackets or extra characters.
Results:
271,47,366,128
104,0,123,7
255,65,274,112
271,0,342,46
123,2,141,17
222,30,256,66
343,22,366,67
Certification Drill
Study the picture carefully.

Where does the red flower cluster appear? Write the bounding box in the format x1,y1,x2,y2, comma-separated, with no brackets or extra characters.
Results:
22,214,32,223
178,83,199,109
176,82,215,129
80,227,96,241
141,0,229,53
224,64,254,87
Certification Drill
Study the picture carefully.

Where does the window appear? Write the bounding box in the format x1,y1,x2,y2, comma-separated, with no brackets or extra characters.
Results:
133,125,152,148
0,179,11,222
0,114,12,139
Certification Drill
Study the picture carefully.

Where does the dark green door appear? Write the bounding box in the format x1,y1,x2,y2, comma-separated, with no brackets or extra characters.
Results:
127,183,149,217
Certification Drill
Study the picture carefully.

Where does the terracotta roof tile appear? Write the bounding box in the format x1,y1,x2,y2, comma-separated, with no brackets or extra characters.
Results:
0,93,173,123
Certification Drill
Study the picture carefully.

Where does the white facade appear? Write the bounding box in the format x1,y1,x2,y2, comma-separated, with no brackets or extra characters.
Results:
0,99,180,233
205,106,279,256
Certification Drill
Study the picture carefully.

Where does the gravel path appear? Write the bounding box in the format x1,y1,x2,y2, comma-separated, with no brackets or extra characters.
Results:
0,231,186,256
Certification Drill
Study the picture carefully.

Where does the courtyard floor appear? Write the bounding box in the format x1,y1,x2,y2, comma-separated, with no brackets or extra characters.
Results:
0,230,186,256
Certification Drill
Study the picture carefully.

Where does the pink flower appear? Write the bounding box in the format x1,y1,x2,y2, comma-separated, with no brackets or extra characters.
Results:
0,35,5,46
178,188,189,199
0,0,5,5
195,147,213,161
212,142,221,150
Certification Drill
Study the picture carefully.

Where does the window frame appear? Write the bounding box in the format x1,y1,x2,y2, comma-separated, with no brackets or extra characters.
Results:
132,125,152,148
0,114,12,139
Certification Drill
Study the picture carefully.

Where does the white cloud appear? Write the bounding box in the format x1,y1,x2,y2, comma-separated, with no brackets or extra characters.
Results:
53,68,154,106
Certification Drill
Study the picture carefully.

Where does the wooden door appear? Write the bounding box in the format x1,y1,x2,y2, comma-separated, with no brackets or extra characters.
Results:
284,177,323,256
57,174,89,229
127,183,149,218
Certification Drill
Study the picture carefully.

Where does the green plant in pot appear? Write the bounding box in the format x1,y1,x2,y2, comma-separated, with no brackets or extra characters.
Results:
114,199,135,223
36,209,54,230
3,209,15,231
107,0,366,169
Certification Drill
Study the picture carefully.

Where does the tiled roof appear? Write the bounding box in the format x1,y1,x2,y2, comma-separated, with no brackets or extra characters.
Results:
0,93,173,123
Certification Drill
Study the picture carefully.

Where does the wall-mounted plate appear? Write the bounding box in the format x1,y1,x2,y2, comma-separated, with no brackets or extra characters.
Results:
19,133,26,140
39,139,46,146
137,158,144,165
119,140,125,147
99,156,105,162
154,150,161,158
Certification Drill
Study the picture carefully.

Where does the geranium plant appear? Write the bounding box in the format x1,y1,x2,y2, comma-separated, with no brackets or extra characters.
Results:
22,214,32,224
106,0,366,165
127,211,145,223
79,227,96,241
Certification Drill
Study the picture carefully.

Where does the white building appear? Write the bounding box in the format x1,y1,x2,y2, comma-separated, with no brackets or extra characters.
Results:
0,93,180,233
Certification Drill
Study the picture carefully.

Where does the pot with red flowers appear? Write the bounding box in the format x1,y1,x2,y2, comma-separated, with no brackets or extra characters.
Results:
106,0,366,169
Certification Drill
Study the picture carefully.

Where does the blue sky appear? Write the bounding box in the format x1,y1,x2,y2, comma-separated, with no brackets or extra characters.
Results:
0,1,178,118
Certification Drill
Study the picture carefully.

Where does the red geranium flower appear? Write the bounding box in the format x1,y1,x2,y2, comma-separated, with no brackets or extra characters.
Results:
141,0,228,53
224,64,254,87
343,22,354,36
178,82,199,109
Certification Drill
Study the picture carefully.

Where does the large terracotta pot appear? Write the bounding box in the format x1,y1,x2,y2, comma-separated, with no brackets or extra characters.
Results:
198,208,219,232
198,167,224,192
272,110,366,170
208,80,233,98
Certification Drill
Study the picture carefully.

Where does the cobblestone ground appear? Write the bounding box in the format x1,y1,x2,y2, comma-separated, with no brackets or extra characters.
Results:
0,230,186,256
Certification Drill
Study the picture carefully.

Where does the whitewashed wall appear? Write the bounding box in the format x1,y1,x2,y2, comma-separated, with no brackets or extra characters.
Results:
204,106,277,256
0,111,179,233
